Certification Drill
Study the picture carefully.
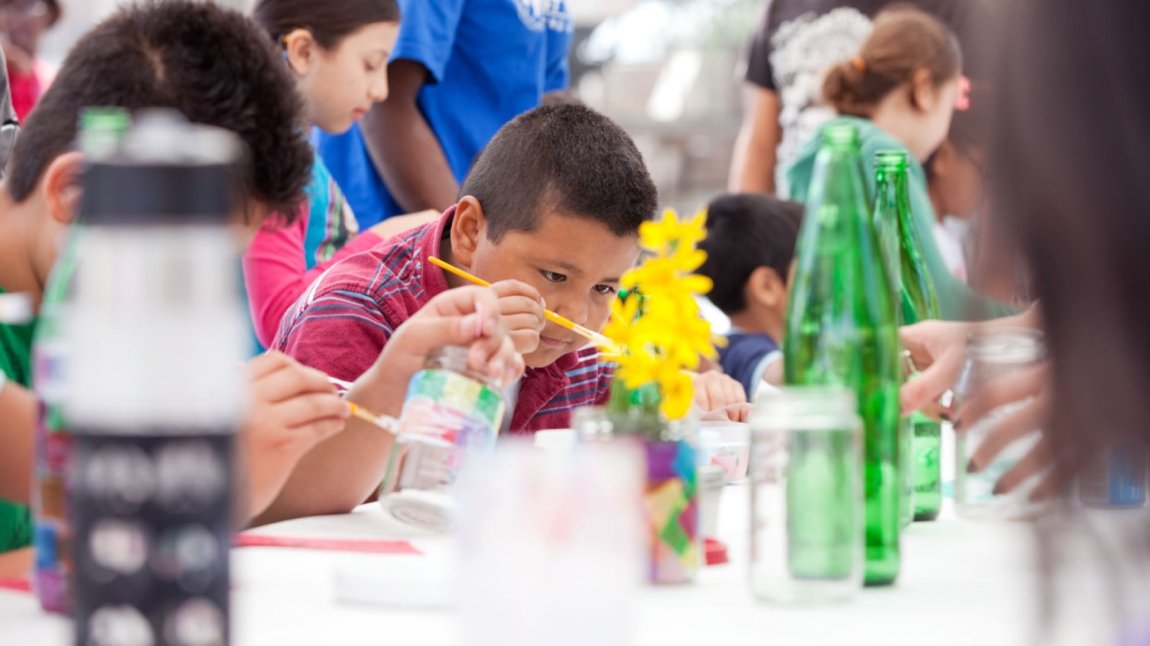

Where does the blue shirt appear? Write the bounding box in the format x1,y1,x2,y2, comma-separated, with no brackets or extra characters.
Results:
719,332,781,399
316,0,573,228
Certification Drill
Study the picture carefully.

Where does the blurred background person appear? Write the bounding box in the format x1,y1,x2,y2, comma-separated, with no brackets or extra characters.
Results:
315,0,573,228
786,7,1011,320
728,0,988,197
243,0,409,349
0,0,60,120
902,1,1150,641
924,86,987,284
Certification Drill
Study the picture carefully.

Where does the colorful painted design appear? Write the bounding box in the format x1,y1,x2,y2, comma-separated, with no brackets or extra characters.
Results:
642,440,699,584
33,400,72,614
396,369,505,487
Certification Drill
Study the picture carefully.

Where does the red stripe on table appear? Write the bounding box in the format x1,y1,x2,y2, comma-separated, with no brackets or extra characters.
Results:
235,534,421,555
0,577,31,593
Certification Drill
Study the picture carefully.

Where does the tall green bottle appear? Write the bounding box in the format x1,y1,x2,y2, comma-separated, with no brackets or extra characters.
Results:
875,151,944,522
872,152,914,529
784,125,902,586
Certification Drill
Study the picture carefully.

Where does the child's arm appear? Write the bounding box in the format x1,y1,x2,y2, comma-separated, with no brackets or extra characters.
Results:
0,377,36,504
359,0,468,213
255,287,523,525
239,352,349,521
243,215,387,348
361,60,460,213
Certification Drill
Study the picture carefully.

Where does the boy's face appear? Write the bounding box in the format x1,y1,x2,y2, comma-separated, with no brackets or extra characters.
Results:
456,204,641,368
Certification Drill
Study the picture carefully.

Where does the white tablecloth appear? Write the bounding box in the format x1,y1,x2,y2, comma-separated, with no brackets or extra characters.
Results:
0,481,1047,646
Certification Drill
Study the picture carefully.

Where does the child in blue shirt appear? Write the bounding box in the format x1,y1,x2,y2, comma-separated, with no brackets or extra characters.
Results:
316,0,573,227
698,194,804,399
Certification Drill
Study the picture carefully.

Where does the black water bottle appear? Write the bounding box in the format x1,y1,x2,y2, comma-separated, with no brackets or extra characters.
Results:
65,110,247,646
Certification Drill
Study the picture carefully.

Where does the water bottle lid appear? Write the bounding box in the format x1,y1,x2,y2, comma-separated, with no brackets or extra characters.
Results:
79,109,240,226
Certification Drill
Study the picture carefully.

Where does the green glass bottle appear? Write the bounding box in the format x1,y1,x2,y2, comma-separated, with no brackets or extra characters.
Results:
876,151,945,523
785,125,902,586
872,152,913,529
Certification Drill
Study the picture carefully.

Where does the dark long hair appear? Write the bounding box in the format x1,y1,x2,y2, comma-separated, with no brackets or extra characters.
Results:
996,1,1150,472
992,0,1150,639
252,0,400,50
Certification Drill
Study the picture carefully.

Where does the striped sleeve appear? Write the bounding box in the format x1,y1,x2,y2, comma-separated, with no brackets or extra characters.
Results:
276,282,396,384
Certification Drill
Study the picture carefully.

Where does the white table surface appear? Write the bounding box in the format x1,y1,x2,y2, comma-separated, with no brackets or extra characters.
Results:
1,480,1049,646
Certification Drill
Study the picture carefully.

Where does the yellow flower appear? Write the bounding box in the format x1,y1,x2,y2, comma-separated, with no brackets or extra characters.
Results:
639,208,708,256
643,299,717,367
601,294,641,350
603,206,717,421
621,258,712,297
657,367,694,420
615,346,662,391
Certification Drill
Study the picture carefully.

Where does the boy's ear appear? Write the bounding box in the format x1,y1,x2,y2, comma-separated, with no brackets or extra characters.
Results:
42,151,84,225
450,196,486,269
283,28,316,76
746,266,787,309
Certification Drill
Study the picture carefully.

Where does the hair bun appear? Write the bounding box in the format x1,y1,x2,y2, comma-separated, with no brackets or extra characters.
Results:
822,60,864,115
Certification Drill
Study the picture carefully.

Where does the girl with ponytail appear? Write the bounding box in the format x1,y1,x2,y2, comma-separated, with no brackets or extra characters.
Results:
786,6,1009,320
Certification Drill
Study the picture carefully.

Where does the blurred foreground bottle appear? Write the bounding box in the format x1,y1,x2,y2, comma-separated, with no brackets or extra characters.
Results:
65,110,247,646
784,124,901,586
31,107,130,614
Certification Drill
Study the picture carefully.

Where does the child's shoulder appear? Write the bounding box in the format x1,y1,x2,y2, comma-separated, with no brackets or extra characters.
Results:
722,332,779,356
308,222,435,305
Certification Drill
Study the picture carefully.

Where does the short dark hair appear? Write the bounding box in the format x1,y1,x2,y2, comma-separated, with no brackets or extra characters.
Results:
461,104,658,241
253,0,400,50
698,194,804,315
6,0,313,219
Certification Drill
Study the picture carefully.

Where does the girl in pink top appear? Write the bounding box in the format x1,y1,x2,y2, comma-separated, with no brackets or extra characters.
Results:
244,1,434,345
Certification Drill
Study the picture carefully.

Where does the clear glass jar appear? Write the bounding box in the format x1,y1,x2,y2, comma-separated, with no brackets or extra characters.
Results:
379,346,506,531
953,328,1046,519
749,387,863,604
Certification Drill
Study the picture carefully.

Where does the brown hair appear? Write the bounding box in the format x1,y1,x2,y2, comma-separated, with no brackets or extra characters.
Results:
253,0,400,51
823,6,962,117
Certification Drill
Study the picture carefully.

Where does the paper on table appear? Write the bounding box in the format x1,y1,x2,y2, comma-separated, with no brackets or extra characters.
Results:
235,534,421,555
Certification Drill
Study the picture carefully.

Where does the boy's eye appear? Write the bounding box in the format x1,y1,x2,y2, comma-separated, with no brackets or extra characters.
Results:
593,284,618,296
540,270,567,284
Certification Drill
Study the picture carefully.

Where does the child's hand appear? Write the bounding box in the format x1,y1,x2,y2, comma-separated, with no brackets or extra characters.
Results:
900,320,972,416
242,351,350,519
691,371,747,413
956,363,1059,498
490,280,546,355
701,403,753,423
362,286,526,417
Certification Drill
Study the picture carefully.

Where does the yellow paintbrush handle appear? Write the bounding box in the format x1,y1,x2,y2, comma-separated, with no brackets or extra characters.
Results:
347,401,399,433
429,256,620,353
428,256,492,287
